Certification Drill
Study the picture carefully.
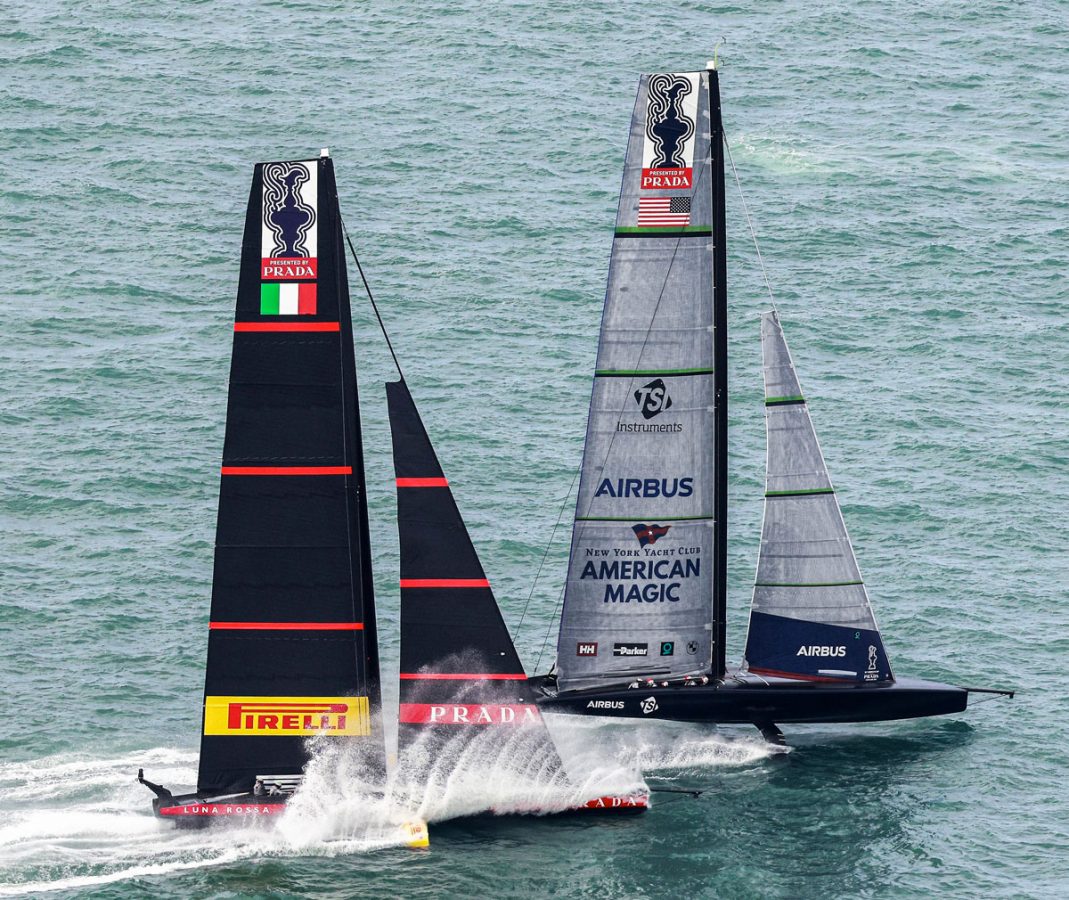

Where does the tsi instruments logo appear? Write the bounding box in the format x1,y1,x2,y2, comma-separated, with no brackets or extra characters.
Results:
613,642,648,657
640,696,659,715
635,379,672,419
576,642,598,657
617,379,682,434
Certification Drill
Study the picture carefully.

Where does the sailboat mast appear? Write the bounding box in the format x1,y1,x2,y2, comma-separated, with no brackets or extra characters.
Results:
709,66,728,680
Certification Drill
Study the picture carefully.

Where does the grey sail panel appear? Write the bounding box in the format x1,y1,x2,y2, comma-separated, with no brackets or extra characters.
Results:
555,72,715,691
744,312,893,683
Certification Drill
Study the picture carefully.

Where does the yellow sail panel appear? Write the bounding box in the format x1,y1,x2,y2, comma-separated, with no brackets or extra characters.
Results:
203,696,370,736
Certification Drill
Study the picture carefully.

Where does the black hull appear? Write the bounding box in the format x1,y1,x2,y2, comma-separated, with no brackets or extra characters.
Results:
531,673,969,727
150,790,288,828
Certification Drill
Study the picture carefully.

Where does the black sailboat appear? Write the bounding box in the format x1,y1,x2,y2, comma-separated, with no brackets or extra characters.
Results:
138,151,642,831
387,378,647,813
531,66,1012,739
138,153,396,826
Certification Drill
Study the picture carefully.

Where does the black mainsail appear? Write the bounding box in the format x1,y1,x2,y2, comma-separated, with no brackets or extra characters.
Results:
199,156,383,795
141,156,385,820
552,69,724,691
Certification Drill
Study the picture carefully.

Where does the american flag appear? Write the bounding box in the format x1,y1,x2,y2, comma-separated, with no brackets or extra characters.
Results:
637,196,691,227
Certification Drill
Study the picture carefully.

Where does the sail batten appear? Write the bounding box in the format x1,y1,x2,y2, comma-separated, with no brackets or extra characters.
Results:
743,312,893,683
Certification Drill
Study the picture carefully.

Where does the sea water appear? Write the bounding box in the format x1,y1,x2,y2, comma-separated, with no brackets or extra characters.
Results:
2,1,1067,896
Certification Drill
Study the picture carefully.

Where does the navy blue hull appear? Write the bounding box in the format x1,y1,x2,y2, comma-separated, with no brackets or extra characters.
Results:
531,673,969,725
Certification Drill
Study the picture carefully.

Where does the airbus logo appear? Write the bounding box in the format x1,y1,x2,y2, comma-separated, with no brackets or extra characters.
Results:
586,700,624,710
796,646,847,657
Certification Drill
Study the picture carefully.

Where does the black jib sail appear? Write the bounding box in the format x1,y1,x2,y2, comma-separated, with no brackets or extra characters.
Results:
387,379,560,750
386,379,646,813
197,155,383,796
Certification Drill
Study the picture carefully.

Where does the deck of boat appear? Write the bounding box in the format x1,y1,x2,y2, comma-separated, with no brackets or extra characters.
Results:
530,670,969,725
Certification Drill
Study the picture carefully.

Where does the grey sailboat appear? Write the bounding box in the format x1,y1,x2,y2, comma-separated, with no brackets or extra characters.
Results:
531,64,1012,739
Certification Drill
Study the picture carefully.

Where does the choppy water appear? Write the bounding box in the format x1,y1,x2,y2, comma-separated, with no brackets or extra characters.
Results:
2,1,1066,896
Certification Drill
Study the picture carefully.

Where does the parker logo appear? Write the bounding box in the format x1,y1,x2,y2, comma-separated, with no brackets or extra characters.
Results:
576,642,599,657
203,696,369,736
613,642,648,657
261,161,318,280
634,379,673,419
632,523,671,547
398,703,541,725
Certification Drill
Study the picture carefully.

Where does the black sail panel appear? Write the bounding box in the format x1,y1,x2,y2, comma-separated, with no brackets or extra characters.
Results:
197,157,383,795
386,380,564,765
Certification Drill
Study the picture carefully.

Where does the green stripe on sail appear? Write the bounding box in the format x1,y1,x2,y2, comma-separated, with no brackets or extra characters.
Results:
575,515,714,522
755,580,864,588
595,368,713,377
766,395,805,405
260,283,280,315
765,488,835,497
615,226,712,235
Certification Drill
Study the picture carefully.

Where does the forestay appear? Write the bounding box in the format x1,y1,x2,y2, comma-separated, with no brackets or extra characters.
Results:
554,72,716,691
744,312,893,683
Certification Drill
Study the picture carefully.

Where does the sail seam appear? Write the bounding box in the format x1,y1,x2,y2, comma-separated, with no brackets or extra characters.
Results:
576,515,713,522
754,581,863,588
764,488,834,497
595,368,713,377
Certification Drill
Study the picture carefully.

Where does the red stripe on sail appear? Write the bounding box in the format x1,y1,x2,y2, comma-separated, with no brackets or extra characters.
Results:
221,466,352,476
399,578,489,588
398,673,526,680
210,622,364,631
234,322,340,332
396,478,449,487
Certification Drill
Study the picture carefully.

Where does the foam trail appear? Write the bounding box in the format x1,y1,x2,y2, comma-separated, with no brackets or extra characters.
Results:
0,748,416,897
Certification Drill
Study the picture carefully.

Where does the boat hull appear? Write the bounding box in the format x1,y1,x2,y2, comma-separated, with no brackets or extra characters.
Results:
531,674,968,725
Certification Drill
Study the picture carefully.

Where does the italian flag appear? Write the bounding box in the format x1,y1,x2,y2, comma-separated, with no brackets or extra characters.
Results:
260,282,317,315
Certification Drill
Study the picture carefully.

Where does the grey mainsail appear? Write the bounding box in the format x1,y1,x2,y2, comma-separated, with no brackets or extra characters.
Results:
554,72,716,691
744,311,893,682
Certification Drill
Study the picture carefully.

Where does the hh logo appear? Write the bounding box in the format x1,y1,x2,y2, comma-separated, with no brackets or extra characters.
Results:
203,696,369,736
634,379,673,419
577,642,599,657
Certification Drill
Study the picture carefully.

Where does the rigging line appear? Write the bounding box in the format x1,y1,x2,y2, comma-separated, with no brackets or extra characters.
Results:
534,583,567,675
340,216,406,382
516,463,581,636
723,130,778,314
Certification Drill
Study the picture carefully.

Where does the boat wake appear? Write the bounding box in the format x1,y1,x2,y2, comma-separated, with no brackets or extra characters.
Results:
0,723,775,894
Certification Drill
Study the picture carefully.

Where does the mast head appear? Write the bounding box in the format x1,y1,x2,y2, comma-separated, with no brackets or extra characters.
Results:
320,147,330,158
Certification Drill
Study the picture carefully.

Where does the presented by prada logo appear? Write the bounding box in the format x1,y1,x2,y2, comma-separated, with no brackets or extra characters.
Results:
203,696,370,736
